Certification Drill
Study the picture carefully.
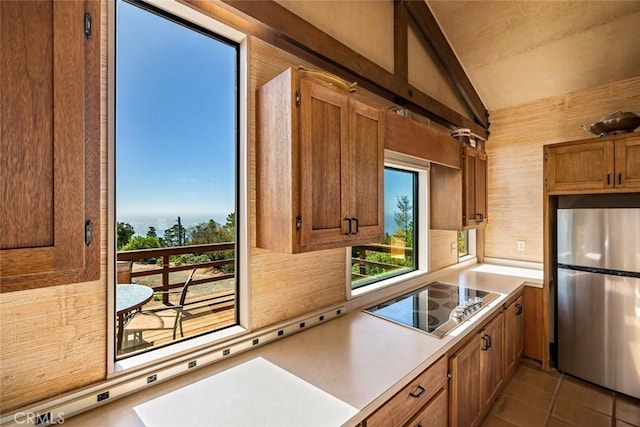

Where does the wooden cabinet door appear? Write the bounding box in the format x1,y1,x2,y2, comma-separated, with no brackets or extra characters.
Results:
523,286,544,362
476,150,488,224
480,312,504,409
462,146,488,228
298,78,351,250
545,140,614,192
450,333,482,427
0,0,100,291
614,135,640,189
406,387,448,427
504,302,516,376
515,297,525,360
348,98,384,244
504,295,524,377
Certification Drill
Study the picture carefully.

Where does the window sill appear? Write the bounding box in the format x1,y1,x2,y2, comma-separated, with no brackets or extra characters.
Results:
114,325,247,374
350,269,426,299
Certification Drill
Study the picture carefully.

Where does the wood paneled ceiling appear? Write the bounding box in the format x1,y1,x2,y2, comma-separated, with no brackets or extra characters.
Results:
427,0,640,112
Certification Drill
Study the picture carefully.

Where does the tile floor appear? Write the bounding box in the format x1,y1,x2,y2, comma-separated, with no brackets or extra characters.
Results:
481,360,640,427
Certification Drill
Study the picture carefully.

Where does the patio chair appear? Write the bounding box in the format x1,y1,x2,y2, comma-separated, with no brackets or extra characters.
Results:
123,268,197,345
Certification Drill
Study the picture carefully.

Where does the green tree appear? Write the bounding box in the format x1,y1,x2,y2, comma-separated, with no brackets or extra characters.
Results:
121,235,165,250
224,212,235,230
174,218,235,273
116,222,135,250
121,235,165,263
147,226,157,238
164,224,182,247
394,195,412,245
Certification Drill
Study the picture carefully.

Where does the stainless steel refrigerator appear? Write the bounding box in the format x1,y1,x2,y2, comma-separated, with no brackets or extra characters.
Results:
557,204,640,399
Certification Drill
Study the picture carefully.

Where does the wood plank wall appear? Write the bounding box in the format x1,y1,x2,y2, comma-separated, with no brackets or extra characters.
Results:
430,230,458,271
485,76,640,262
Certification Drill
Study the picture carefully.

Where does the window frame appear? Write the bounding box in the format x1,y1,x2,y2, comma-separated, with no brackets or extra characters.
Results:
348,152,429,298
107,0,250,374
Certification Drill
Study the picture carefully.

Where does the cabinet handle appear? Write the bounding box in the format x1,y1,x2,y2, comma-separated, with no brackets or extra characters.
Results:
409,385,426,399
481,334,492,350
481,335,489,351
487,334,492,349
607,174,611,186
476,213,484,223
344,218,352,235
515,303,523,315
351,218,359,235
618,173,622,185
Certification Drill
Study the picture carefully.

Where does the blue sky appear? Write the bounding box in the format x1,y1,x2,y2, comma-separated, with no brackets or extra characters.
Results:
116,0,236,232
384,168,415,235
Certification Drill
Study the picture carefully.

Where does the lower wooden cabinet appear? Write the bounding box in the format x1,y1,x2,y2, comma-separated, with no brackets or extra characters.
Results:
449,333,483,427
450,311,505,427
523,286,544,362
366,356,448,427
406,387,448,427
504,295,525,377
367,291,528,427
480,313,504,409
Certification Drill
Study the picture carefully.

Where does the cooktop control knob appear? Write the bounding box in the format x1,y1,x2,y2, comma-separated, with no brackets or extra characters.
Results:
451,307,465,322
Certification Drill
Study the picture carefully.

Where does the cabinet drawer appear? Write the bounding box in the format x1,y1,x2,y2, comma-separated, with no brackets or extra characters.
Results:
406,386,448,427
367,356,447,427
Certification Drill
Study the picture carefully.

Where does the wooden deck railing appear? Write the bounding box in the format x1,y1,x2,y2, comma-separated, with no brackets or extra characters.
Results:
352,243,414,279
117,242,234,305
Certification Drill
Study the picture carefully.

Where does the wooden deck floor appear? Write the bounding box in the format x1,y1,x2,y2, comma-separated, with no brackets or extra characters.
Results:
118,290,236,357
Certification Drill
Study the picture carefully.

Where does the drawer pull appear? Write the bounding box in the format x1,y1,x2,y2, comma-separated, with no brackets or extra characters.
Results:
409,385,426,399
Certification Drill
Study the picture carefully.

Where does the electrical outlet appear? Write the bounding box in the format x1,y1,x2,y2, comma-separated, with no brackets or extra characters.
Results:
97,391,110,402
517,240,525,251
147,374,157,384
188,360,197,369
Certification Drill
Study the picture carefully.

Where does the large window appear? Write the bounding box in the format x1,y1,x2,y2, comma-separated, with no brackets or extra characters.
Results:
114,0,239,359
351,165,425,289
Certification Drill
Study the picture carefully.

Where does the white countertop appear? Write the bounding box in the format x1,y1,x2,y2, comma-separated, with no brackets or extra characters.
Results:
63,264,542,426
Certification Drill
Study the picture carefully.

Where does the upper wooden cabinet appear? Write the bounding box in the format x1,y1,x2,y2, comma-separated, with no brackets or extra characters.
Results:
257,68,384,253
544,133,640,193
431,145,488,230
463,146,488,227
0,0,100,292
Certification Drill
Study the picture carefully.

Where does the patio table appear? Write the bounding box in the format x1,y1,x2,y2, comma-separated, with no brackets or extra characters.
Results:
116,284,153,351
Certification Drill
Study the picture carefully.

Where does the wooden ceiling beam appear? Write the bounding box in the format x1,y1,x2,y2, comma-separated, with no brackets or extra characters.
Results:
189,0,488,137
403,0,489,128
394,1,409,82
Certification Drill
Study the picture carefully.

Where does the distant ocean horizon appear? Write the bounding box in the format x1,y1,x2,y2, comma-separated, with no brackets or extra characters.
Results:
118,213,228,236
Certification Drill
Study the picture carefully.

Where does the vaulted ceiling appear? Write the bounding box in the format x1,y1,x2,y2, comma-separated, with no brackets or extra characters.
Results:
427,1,640,112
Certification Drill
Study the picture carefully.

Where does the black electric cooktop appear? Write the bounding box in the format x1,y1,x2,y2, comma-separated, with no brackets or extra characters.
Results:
364,281,500,338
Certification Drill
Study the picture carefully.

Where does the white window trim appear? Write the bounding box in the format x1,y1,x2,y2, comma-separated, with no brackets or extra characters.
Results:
107,0,250,375
460,229,477,262
347,151,430,299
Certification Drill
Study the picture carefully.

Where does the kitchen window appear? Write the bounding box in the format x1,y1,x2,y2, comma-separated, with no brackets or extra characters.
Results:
351,159,429,290
112,0,247,364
